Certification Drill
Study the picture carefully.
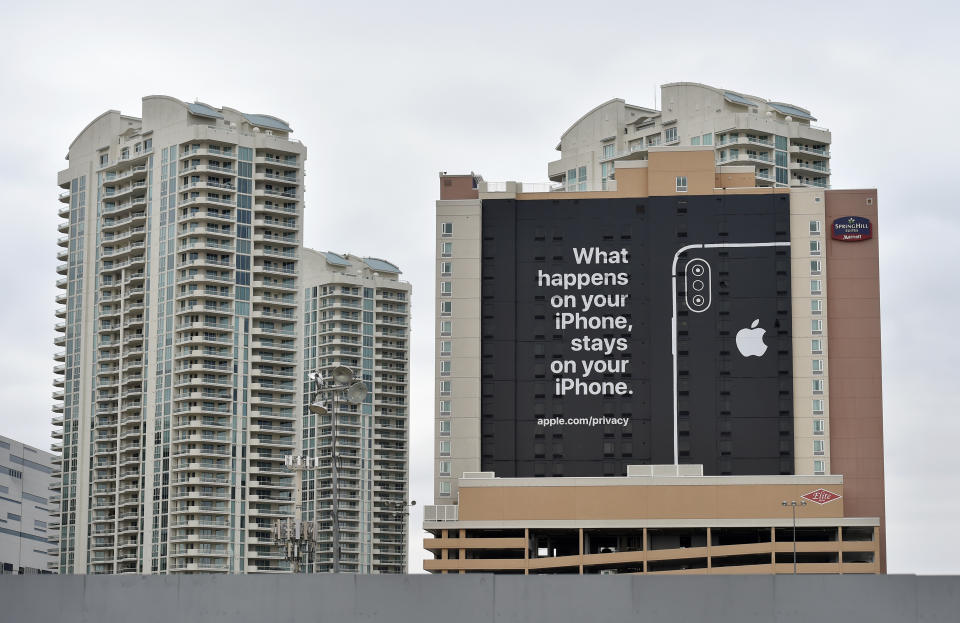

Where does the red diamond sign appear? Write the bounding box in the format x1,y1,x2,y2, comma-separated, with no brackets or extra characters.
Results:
802,489,841,505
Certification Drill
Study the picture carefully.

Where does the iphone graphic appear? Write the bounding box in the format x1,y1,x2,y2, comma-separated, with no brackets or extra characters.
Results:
670,242,792,471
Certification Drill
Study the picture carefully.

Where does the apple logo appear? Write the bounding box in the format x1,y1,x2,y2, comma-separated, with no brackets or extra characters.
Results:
736,319,768,357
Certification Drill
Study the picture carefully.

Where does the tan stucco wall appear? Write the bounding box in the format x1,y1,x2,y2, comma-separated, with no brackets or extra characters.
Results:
824,189,885,572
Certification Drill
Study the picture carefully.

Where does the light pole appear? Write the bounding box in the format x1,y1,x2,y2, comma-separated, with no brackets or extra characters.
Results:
308,366,367,573
782,500,807,574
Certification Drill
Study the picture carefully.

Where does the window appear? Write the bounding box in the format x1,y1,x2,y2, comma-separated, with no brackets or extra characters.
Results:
810,240,821,255
702,133,713,146
440,301,452,316
440,281,452,296
813,399,824,413
440,261,452,276
7,513,20,522
813,439,825,456
441,242,452,258
811,339,822,354
439,440,451,456
813,419,825,435
812,359,824,373
676,176,688,193
810,279,822,295
578,166,587,191
439,460,451,475
812,379,824,393
810,260,822,275
811,319,823,334
813,460,825,475
439,422,451,437
440,360,451,376
440,320,452,336
439,400,451,415
441,222,453,237
810,220,822,234
690,136,700,146
601,161,615,189
665,127,678,143
440,380,451,396
811,299,822,314
440,340,452,356
439,481,451,496
647,134,661,147
602,143,615,159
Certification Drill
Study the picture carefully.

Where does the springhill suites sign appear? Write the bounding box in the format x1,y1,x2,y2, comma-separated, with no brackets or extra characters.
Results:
832,216,873,242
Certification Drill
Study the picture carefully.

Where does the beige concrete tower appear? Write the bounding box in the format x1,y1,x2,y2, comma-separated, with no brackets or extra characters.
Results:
548,82,831,193
300,250,412,573
52,96,306,574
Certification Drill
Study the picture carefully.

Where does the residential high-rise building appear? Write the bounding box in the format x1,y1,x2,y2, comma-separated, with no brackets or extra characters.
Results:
430,147,885,574
52,96,305,574
0,435,57,574
300,250,411,573
548,82,831,192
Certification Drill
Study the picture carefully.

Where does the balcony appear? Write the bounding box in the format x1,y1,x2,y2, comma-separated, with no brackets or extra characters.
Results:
790,144,831,158
792,161,831,175
180,146,237,161
257,203,297,215
256,155,298,169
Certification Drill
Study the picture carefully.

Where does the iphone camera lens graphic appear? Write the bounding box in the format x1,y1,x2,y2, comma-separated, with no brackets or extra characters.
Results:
684,259,711,313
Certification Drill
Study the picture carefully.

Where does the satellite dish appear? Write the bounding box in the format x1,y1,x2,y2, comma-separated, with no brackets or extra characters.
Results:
345,381,367,404
331,365,354,386
308,397,328,415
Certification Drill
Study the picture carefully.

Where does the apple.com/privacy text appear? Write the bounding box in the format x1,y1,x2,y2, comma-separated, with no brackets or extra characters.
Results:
536,416,630,427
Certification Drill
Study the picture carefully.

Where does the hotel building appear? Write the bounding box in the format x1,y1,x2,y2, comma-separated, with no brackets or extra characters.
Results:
429,145,884,574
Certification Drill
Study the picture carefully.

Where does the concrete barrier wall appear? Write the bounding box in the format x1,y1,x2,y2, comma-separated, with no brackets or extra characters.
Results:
2,574,958,623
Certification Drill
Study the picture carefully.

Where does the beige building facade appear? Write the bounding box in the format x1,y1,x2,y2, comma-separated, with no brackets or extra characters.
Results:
548,82,831,192
53,97,306,574
424,468,879,575
300,250,412,573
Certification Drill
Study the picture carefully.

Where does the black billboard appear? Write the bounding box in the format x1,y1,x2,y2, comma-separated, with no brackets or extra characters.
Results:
479,193,793,477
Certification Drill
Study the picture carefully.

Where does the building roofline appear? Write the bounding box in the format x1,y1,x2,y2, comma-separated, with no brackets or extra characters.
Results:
66,109,122,153
456,472,844,487
558,98,626,142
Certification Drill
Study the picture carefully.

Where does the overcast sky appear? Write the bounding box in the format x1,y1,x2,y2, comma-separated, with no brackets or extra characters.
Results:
0,0,957,575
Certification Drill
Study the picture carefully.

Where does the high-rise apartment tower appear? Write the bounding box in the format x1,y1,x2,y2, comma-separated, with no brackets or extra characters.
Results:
300,250,411,573
548,82,831,192
52,96,305,574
